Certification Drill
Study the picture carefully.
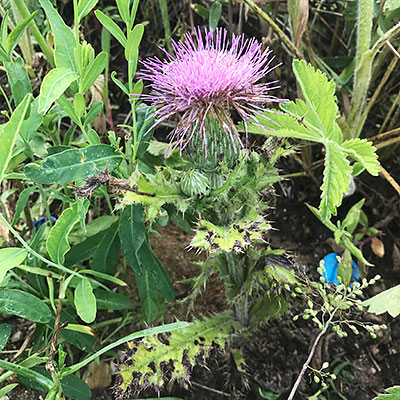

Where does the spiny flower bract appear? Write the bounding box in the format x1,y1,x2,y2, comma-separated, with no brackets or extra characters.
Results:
131,27,284,156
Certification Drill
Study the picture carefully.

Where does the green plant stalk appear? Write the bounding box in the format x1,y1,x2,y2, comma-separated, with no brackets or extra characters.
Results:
158,0,172,54
347,20,400,138
12,0,54,66
61,321,189,377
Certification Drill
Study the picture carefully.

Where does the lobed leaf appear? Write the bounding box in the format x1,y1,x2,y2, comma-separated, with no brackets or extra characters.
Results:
363,284,400,318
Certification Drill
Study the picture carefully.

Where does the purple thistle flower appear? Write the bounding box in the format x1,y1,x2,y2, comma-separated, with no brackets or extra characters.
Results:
131,27,284,156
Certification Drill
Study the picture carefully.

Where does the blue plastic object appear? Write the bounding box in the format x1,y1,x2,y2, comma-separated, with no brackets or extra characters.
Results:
34,216,57,230
322,252,360,285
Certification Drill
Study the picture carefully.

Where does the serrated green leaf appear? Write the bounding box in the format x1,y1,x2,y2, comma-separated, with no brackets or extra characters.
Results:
117,312,240,394
0,248,28,283
24,144,122,184
38,68,79,114
374,386,400,400
0,323,11,351
46,201,89,264
341,138,380,175
0,289,52,323
363,284,400,318
39,0,77,71
74,278,96,323
320,141,351,219
0,94,31,184
293,59,338,138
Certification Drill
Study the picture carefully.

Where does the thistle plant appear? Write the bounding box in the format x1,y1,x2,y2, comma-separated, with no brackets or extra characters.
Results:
131,27,285,156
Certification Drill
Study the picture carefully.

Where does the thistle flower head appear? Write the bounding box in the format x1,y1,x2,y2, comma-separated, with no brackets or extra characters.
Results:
132,27,284,156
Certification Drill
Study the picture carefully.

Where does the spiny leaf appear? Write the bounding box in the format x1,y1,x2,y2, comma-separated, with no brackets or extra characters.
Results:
320,141,351,220
115,312,240,397
341,139,380,176
363,285,400,318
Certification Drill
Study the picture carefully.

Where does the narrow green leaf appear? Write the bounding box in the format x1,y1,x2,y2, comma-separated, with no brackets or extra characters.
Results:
79,270,127,286
120,204,146,273
341,236,372,266
95,10,126,47
0,323,11,351
363,284,400,318
342,138,380,176
0,94,31,184
39,0,77,71
319,141,351,220
46,201,89,264
73,93,86,119
74,278,97,323
57,95,81,125
92,220,120,274
4,57,32,106
125,23,144,63
80,51,108,93
0,248,28,283
78,0,99,21
6,11,37,54
94,289,134,310
209,1,222,30
136,268,159,323
24,144,122,184
0,289,52,323
19,97,43,142
0,12,8,48
12,186,38,226
84,101,103,125
116,0,130,24
111,71,129,94
38,68,79,114
341,199,364,235
0,383,18,397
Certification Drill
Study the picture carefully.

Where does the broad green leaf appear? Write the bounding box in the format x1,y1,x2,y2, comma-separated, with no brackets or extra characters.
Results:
0,323,11,351
0,248,28,283
341,199,364,235
78,0,99,20
341,139,380,175
0,361,52,391
209,1,222,30
0,289,52,323
0,94,31,183
94,289,134,310
363,284,400,318
24,144,122,184
125,24,144,64
320,141,351,219
80,51,107,93
119,204,146,273
73,93,86,119
92,220,120,274
46,201,89,264
4,58,32,106
74,278,97,323
374,386,400,400
38,68,79,114
12,185,38,225
61,374,92,400
136,268,160,323
137,240,175,301
39,0,77,71
94,10,127,47
293,59,338,137
6,11,37,54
